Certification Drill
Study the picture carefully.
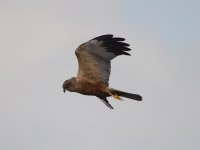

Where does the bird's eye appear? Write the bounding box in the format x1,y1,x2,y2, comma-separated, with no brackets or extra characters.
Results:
65,81,70,88
66,84,69,88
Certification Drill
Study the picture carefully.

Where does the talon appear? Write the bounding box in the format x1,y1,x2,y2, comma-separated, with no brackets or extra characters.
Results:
108,92,123,101
113,94,122,100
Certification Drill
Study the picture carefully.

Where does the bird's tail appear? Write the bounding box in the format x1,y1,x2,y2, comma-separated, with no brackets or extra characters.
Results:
108,88,142,101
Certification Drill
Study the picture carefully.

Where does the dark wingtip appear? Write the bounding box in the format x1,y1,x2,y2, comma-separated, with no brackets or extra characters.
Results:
122,51,131,56
91,34,131,56
92,34,113,41
137,95,143,101
97,96,114,109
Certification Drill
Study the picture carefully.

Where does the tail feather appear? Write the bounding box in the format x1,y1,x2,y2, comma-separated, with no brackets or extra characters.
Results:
109,88,142,101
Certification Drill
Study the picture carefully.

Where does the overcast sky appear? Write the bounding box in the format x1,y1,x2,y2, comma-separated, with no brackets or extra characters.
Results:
0,0,200,150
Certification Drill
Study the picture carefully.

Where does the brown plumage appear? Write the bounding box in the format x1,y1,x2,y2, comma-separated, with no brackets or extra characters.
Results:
63,34,142,109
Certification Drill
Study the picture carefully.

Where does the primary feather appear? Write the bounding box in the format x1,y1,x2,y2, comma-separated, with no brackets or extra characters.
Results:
75,34,131,85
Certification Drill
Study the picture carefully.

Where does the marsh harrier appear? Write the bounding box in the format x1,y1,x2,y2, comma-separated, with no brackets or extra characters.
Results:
63,34,142,109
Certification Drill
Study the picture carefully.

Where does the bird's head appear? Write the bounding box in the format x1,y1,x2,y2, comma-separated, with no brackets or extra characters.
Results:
62,77,76,93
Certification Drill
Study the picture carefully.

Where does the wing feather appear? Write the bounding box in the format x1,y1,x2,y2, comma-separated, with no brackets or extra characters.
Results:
75,34,131,85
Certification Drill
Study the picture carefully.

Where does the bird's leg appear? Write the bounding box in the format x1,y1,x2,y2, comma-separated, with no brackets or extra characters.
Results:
108,92,123,101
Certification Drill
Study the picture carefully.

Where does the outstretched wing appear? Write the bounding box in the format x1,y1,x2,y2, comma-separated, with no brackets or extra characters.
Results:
97,96,114,109
75,34,131,85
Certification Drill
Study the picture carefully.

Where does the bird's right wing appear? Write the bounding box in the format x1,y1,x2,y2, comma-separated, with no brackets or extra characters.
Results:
75,34,131,85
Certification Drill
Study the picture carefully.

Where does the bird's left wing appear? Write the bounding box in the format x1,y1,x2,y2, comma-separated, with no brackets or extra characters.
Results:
75,34,131,85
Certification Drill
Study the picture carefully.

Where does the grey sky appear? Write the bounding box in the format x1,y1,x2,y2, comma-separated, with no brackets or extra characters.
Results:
0,0,200,150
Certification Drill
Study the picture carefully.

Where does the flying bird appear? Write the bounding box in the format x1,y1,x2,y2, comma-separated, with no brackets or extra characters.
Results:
63,34,142,109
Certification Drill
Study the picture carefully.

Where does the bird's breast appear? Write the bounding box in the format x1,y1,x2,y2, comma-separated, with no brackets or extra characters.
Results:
76,80,107,96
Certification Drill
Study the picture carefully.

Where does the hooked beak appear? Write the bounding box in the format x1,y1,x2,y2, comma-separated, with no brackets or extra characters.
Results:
63,89,66,93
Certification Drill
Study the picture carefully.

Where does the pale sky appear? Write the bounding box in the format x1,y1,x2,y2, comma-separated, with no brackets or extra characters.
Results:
0,0,200,150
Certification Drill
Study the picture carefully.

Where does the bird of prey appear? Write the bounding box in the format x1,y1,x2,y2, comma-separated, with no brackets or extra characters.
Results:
63,34,142,109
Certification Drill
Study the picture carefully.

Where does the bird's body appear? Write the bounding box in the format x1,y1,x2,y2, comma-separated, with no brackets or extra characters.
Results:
63,34,142,109
73,79,108,96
